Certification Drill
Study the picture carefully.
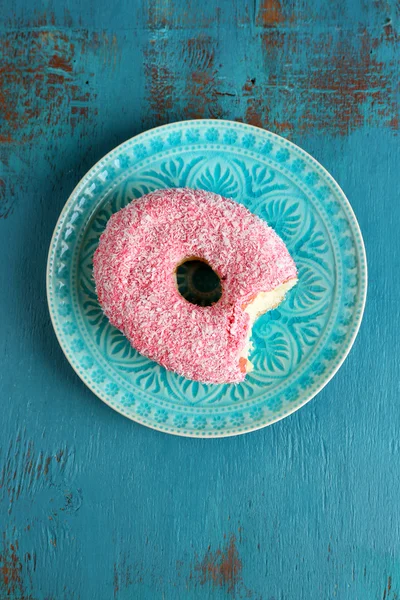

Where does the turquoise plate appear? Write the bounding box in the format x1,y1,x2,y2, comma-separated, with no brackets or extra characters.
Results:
47,120,367,437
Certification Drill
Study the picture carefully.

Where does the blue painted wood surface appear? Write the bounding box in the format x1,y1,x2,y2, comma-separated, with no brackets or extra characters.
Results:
0,0,398,597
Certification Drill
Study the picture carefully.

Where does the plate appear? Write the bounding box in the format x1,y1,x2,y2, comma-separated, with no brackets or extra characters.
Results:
47,120,367,437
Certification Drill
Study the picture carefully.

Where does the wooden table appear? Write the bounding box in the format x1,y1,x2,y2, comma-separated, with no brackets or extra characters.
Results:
1,1,398,598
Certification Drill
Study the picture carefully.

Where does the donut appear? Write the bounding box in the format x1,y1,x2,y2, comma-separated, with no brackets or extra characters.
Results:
93,188,297,384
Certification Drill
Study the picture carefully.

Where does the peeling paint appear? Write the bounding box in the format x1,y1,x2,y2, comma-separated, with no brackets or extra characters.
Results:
144,40,174,124
0,535,31,600
113,553,141,599
243,27,398,136
0,13,119,145
48,53,73,73
0,431,74,515
383,575,393,600
255,0,284,27
181,36,223,119
142,10,398,136
195,535,241,593
0,27,81,143
188,534,261,597
0,178,14,220
147,0,173,30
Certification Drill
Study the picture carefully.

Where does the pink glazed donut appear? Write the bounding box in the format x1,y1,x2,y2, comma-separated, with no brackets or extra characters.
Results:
93,188,297,384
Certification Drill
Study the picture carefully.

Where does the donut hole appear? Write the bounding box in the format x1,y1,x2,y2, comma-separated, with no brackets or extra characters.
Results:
176,259,222,307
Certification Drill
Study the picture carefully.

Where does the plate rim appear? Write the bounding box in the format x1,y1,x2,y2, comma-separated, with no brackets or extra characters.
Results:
46,119,368,438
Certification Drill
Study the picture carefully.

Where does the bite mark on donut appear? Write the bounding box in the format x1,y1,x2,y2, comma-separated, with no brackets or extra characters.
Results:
238,277,298,373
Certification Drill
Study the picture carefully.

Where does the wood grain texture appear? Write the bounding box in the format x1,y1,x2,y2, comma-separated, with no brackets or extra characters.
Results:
0,0,399,598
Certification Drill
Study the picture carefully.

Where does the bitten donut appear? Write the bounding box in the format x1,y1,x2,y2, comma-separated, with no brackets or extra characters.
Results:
93,188,297,384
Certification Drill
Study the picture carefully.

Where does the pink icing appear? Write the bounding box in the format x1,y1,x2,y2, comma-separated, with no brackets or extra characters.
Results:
93,188,297,383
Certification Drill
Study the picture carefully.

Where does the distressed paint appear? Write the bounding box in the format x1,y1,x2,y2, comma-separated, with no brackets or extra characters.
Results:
188,534,253,597
0,0,399,598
